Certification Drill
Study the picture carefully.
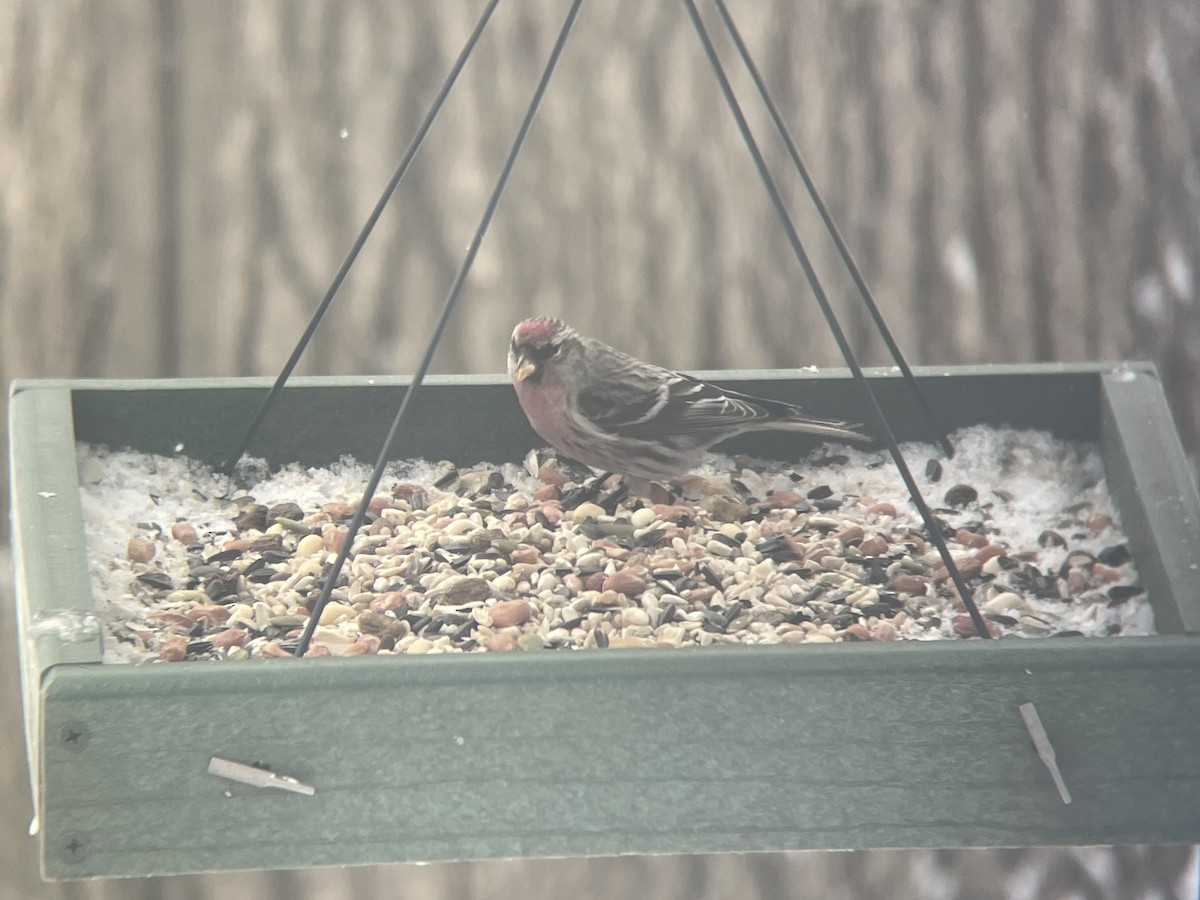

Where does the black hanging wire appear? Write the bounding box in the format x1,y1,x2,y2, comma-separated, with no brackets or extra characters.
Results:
221,0,504,474
680,0,991,638
294,0,585,657
712,0,954,460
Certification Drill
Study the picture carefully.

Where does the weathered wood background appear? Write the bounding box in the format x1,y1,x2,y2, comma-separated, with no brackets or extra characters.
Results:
2,0,1199,895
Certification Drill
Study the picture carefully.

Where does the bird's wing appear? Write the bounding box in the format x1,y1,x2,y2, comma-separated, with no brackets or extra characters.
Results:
578,366,773,439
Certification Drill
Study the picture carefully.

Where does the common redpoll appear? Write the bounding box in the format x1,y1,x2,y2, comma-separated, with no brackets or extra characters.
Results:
508,317,868,481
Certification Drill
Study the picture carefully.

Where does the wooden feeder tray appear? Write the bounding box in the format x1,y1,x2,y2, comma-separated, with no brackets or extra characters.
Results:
11,362,1200,878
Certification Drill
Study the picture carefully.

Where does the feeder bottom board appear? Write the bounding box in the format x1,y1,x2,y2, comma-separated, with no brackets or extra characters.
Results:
37,637,1200,877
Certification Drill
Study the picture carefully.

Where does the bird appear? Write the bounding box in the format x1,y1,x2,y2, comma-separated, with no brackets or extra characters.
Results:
507,316,869,483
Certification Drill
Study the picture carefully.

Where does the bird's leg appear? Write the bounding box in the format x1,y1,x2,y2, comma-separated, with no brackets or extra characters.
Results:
616,475,676,503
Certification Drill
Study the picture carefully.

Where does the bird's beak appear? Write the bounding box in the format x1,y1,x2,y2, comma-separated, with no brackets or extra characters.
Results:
513,353,538,382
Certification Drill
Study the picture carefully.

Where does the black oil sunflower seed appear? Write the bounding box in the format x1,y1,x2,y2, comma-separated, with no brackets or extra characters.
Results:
136,572,175,591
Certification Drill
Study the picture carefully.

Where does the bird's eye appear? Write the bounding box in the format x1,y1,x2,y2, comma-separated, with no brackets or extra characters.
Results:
524,341,559,365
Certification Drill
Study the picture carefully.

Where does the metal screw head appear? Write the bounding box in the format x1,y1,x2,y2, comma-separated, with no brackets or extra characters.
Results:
58,722,89,751
57,831,89,863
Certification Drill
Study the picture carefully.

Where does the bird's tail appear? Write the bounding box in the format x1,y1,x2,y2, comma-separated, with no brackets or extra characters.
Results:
773,414,871,444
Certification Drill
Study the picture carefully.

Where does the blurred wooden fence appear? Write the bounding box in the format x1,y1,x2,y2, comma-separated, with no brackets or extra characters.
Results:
5,1,1200,406
2,0,1199,896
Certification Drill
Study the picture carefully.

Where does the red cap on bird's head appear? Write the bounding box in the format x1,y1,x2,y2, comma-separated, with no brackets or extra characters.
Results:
512,316,564,347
